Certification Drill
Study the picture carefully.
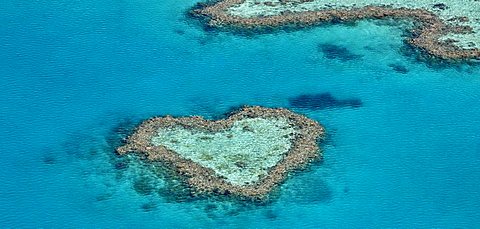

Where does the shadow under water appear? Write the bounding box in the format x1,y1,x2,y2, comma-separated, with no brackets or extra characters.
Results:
388,63,409,74
317,43,363,62
288,93,362,110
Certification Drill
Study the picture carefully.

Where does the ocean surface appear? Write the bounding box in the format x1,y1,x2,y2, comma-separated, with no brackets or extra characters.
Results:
1,0,480,227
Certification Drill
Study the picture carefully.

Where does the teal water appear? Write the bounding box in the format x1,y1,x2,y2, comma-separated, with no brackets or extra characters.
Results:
1,0,480,227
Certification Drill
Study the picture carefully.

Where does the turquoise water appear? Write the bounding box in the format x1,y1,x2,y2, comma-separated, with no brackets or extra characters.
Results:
1,0,480,227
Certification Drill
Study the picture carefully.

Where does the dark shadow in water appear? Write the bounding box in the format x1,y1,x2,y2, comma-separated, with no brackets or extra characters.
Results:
263,208,279,221
432,3,448,10
289,93,362,110
133,176,157,196
41,153,57,165
141,201,158,212
317,43,363,62
388,63,409,74
173,28,185,36
114,161,128,170
95,193,113,202
281,171,333,205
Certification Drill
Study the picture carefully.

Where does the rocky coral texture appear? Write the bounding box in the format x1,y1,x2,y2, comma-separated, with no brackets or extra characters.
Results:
117,106,325,199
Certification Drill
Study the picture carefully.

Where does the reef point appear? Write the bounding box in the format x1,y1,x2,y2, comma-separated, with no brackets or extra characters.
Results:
116,106,324,199
191,0,480,60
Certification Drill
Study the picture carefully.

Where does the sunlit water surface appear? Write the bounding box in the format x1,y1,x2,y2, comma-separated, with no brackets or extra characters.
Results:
1,0,480,227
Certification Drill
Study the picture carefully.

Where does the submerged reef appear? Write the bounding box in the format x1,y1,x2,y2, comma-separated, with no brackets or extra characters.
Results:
117,106,325,200
318,43,363,61
388,63,410,74
289,93,362,110
190,0,480,61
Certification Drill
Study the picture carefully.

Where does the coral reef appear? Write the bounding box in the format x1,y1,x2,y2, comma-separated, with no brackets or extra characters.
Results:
190,0,480,60
116,106,325,199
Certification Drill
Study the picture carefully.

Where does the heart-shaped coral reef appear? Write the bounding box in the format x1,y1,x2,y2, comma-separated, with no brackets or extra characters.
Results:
116,106,324,199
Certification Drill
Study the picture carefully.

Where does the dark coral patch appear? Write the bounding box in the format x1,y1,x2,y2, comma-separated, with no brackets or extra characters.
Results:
432,3,448,10
114,161,128,170
388,63,410,74
141,202,158,212
264,209,278,220
95,193,113,202
289,93,362,110
42,154,56,165
133,176,156,196
318,43,363,62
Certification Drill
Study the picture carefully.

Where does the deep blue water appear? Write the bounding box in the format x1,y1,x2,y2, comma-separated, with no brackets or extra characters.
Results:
1,0,480,227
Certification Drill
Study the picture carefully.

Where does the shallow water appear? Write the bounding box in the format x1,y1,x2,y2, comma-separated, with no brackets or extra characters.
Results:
1,0,480,227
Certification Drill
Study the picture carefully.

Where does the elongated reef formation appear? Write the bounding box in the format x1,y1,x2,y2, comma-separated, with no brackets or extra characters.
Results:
191,0,480,60
116,106,325,199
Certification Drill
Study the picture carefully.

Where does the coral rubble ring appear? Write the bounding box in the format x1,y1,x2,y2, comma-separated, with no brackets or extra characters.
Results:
116,106,325,199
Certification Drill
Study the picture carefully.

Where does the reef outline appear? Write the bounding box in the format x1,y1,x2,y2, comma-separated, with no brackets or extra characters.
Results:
116,106,325,200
